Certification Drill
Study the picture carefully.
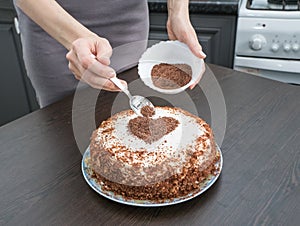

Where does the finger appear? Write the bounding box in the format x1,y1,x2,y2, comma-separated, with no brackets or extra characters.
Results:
72,42,114,78
66,49,78,69
66,50,82,80
67,50,109,84
188,40,206,59
168,31,176,41
97,56,110,66
96,38,112,66
91,53,110,66
167,26,176,41
184,29,206,59
166,19,178,41
68,49,94,80
68,61,81,80
75,51,115,79
103,78,128,92
89,57,116,78
69,52,117,89
84,72,126,92
81,71,110,89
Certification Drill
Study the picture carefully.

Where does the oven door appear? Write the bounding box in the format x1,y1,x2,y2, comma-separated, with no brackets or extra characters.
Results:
234,56,300,85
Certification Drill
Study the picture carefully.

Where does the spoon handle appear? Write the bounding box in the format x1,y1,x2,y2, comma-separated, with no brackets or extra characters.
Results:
110,77,132,98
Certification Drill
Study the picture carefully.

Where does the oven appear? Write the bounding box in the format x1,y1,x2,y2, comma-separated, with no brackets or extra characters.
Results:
234,0,300,84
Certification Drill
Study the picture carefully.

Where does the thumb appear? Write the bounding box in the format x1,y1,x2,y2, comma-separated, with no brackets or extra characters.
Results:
185,35,206,59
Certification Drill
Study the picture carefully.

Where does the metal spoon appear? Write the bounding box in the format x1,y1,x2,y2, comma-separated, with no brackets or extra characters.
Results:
91,54,154,116
110,77,154,116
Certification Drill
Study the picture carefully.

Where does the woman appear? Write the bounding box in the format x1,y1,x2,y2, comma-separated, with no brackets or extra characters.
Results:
14,0,206,107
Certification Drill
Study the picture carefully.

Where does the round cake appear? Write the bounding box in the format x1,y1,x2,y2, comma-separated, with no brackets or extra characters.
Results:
89,106,219,201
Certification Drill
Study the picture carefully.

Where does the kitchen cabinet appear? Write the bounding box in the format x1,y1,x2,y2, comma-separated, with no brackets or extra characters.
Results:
0,1,39,126
149,13,237,68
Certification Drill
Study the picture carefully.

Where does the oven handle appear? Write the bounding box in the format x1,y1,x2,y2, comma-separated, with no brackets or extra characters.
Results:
234,56,300,74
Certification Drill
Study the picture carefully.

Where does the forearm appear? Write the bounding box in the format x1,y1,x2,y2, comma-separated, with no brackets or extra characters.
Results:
167,0,189,18
16,0,94,50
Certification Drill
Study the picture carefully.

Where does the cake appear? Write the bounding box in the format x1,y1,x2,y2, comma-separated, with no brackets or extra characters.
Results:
151,63,192,89
89,106,219,201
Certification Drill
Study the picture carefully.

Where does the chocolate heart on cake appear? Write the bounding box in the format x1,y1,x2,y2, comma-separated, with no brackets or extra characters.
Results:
128,116,179,143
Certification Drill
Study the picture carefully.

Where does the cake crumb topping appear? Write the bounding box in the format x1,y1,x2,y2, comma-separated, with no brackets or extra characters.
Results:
128,116,179,143
129,105,179,143
90,106,218,201
151,63,192,89
141,105,155,118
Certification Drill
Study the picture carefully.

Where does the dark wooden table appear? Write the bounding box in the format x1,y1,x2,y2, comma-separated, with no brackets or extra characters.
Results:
1,64,299,225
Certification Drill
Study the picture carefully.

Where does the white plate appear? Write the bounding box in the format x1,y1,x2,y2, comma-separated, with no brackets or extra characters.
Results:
81,145,223,207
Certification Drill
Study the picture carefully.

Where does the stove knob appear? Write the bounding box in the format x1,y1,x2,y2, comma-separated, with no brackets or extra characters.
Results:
249,35,266,51
283,43,291,52
271,43,280,52
292,43,299,52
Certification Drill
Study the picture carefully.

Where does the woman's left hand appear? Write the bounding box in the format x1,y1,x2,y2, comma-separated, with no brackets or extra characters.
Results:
167,2,206,89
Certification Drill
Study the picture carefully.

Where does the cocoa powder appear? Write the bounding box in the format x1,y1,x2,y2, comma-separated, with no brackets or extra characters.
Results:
140,105,155,117
129,106,178,143
151,63,192,89
128,116,179,143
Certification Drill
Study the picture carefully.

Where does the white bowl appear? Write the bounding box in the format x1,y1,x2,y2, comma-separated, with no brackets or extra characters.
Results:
138,40,204,94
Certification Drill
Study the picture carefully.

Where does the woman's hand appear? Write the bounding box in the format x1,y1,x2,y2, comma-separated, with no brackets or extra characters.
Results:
17,0,126,92
167,17,206,59
167,0,206,89
66,35,127,91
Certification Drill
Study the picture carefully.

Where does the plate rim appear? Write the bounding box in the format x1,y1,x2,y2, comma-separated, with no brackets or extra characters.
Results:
81,145,223,207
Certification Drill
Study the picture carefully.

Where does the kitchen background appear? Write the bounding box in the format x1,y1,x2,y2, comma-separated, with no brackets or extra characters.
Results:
0,0,299,126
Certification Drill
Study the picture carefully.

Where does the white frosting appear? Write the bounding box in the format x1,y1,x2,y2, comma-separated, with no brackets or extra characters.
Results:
96,107,212,168
116,108,202,150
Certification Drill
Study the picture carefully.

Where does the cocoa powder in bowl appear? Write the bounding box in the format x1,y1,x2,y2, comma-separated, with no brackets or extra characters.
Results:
151,63,192,89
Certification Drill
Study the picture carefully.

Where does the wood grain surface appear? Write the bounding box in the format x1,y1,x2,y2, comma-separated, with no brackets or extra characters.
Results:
0,64,299,226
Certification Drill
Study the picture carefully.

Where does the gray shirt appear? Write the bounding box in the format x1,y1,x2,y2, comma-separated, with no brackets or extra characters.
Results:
14,0,149,107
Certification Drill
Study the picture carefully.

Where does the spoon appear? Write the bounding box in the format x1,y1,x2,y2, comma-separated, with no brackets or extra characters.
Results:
110,77,154,116
90,54,154,116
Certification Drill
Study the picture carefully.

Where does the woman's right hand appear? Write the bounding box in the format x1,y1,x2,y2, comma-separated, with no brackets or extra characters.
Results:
17,0,125,91
66,35,127,91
